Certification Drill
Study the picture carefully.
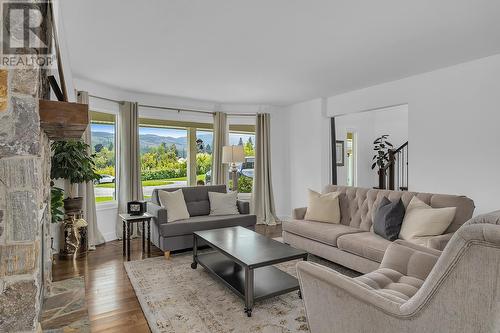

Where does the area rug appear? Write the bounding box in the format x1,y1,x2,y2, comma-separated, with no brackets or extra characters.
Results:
125,249,360,333
125,252,308,333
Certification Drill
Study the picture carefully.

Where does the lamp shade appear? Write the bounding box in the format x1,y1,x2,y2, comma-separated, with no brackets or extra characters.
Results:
222,145,245,164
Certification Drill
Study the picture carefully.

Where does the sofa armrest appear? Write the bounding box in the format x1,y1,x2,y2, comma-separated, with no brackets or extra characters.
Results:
237,200,250,214
380,240,441,280
297,261,405,327
293,207,307,220
147,202,168,225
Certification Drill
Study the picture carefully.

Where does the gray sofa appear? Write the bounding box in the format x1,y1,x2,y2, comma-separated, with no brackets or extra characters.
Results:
283,185,475,273
147,185,256,252
297,210,500,333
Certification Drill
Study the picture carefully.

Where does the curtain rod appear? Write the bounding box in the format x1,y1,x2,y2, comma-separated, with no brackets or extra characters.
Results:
88,94,257,117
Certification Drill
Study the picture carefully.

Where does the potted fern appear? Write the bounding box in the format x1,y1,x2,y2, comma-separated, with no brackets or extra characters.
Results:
51,140,101,212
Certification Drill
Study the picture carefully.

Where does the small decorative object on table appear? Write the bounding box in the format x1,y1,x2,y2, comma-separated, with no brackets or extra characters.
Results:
119,213,153,261
127,201,147,216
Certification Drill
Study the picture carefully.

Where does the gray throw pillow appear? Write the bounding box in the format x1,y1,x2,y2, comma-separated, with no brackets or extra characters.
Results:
373,197,405,241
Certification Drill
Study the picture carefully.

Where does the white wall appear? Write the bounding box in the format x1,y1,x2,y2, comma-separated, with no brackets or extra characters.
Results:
335,105,408,188
327,54,500,215
286,99,331,209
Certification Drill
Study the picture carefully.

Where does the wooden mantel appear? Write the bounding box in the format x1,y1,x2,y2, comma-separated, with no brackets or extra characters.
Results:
39,99,89,139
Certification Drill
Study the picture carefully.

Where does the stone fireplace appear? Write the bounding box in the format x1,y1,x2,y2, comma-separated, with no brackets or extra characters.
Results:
0,66,53,330
0,5,54,326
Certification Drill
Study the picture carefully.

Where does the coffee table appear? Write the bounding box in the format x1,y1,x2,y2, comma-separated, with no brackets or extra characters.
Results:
191,226,308,317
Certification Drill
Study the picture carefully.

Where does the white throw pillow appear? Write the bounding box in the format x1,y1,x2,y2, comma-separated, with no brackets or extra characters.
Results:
158,189,190,222
399,196,456,240
304,189,341,224
208,191,240,216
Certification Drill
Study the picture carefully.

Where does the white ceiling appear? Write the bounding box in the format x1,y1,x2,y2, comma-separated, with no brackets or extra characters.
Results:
61,0,500,105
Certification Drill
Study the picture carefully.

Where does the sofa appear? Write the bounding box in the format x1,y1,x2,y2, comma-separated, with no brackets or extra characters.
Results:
147,185,257,253
297,210,500,333
283,185,474,273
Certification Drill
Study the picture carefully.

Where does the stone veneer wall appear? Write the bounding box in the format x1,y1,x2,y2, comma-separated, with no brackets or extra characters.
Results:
0,67,52,331
0,54,53,333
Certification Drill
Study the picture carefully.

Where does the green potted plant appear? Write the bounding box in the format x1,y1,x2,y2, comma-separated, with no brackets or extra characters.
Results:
371,135,393,188
51,140,101,212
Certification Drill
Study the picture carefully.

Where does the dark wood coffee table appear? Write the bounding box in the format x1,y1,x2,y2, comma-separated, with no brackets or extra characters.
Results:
191,226,308,317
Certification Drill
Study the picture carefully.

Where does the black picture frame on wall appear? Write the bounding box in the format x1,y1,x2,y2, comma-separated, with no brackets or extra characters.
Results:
336,140,345,166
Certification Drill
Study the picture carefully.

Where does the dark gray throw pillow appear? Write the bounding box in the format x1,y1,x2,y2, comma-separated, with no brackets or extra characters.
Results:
373,197,405,241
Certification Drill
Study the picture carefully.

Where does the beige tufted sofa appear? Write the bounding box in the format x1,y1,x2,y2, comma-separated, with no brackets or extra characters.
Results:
282,185,475,273
297,210,500,333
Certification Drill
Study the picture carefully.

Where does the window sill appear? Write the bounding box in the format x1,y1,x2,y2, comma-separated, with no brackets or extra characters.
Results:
96,201,118,211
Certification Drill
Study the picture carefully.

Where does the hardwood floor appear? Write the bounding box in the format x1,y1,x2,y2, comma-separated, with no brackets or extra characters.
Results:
52,224,282,333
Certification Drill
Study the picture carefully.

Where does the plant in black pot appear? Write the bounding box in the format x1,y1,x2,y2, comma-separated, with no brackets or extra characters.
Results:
51,140,101,213
371,135,393,189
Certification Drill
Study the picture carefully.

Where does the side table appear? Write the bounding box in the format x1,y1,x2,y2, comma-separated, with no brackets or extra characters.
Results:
119,213,153,261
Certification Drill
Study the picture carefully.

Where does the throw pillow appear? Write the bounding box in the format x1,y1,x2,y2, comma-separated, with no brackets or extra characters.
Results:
399,196,456,240
373,197,405,241
304,189,341,224
158,189,190,222
208,191,240,216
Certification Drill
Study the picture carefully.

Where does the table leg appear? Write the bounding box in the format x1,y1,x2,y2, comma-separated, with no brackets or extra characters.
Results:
147,220,151,255
142,221,145,253
298,254,308,299
127,222,131,261
122,220,126,256
191,234,198,269
244,267,254,317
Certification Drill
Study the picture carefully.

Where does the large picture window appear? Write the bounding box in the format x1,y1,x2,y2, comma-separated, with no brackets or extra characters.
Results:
90,111,117,203
138,118,216,198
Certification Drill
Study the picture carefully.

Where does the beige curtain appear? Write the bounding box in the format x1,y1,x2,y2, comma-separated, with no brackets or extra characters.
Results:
76,91,105,249
251,113,278,225
116,101,143,238
212,112,228,185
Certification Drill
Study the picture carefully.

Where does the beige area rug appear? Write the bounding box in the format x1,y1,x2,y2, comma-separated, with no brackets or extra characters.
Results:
125,252,309,333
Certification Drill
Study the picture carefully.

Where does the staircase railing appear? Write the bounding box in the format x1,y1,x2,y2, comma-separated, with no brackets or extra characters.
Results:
379,141,408,191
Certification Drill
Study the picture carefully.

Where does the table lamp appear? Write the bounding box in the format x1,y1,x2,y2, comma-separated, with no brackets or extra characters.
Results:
222,145,245,191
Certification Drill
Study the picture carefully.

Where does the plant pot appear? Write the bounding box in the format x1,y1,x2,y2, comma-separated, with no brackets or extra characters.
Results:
63,197,84,213
378,169,386,189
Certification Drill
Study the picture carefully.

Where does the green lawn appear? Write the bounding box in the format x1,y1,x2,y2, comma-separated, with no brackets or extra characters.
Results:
95,175,206,188
95,196,114,203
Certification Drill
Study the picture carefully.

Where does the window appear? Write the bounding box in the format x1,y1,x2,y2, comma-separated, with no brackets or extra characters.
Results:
90,111,117,203
138,118,215,199
229,131,255,193
139,126,188,199
196,130,213,186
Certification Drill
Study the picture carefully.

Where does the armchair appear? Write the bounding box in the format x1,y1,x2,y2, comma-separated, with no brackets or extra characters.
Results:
297,211,500,333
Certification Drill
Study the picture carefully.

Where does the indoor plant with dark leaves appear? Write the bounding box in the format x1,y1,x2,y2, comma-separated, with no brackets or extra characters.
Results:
371,134,393,188
51,140,101,212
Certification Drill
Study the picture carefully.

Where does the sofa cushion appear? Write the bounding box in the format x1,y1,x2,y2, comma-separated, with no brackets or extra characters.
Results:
337,232,392,263
304,189,341,224
282,220,363,247
399,196,456,241
208,191,239,216
158,189,190,222
152,185,227,217
354,268,425,302
373,197,405,241
159,214,256,237
323,185,474,233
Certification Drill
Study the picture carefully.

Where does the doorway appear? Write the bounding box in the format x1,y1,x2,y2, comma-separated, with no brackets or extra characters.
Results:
346,131,356,186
